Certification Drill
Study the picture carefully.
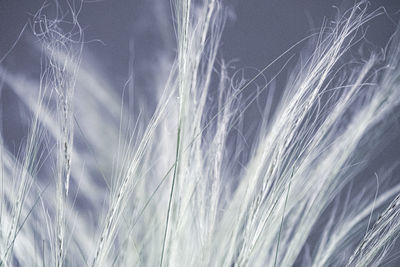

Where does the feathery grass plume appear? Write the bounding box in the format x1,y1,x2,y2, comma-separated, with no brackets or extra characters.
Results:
0,0,400,266
30,2,83,266
348,193,400,266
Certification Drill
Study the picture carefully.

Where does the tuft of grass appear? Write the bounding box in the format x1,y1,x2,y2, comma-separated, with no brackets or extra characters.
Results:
0,0,400,266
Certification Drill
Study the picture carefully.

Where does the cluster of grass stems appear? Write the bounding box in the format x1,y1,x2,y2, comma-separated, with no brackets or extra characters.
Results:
0,0,400,266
